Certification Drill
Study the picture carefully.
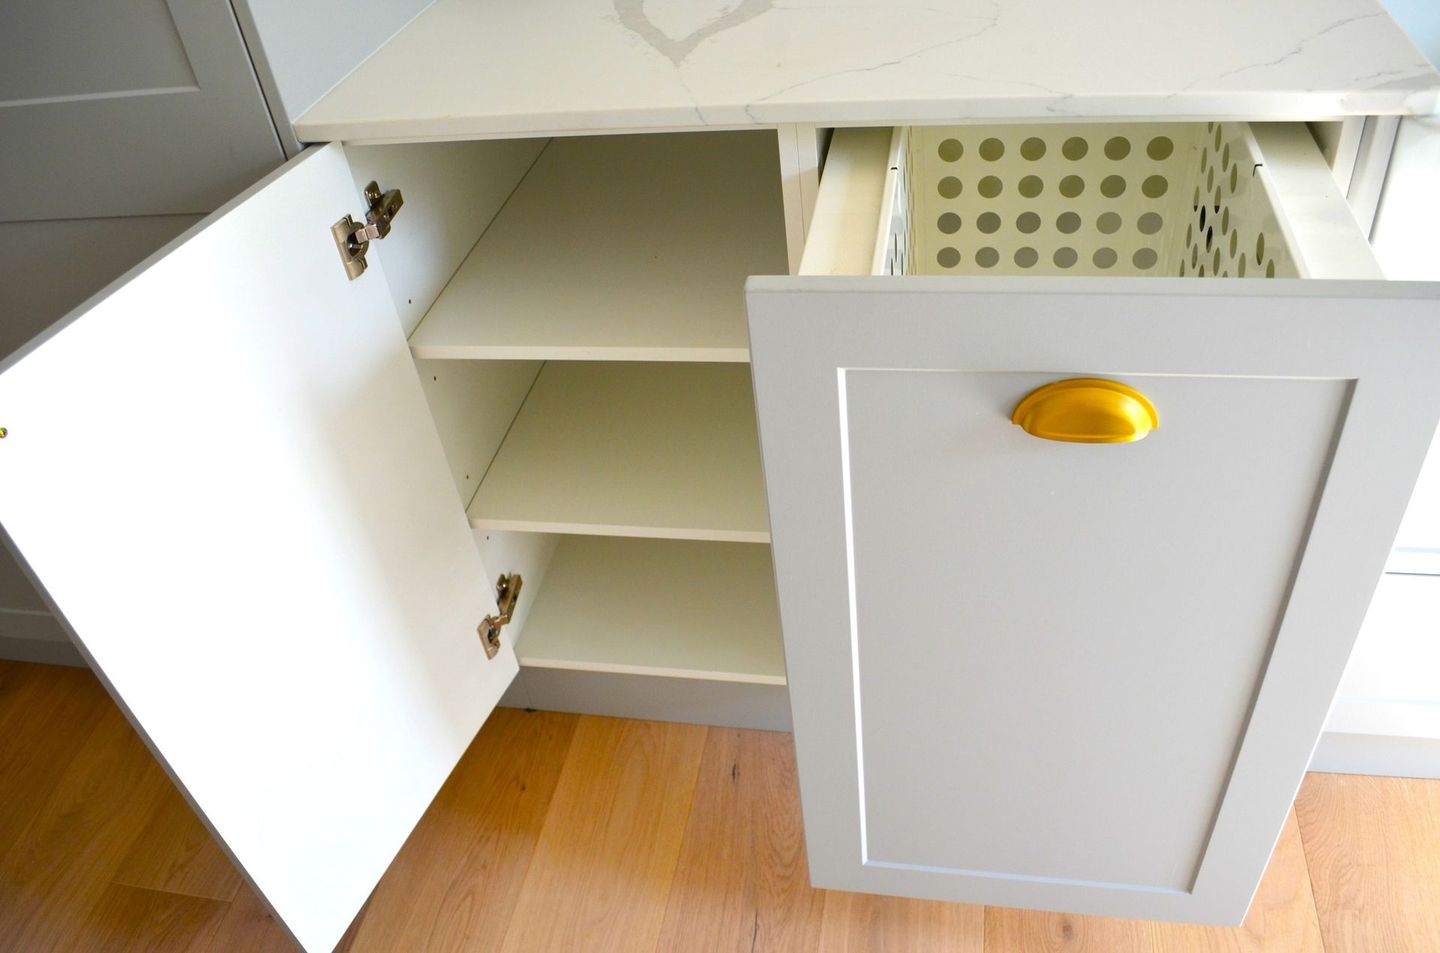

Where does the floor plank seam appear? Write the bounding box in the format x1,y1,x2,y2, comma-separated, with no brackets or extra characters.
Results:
108,875,240,904
1293,789,1332,953
97,880,234,910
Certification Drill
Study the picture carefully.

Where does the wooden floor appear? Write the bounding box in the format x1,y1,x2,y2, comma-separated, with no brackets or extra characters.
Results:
2,660,1439,952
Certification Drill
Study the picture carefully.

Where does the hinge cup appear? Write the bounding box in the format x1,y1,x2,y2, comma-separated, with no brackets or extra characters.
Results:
332,181,403,281
478,573,523,659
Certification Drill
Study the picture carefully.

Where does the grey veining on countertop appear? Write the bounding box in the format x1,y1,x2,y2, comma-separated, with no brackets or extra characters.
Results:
296,0,1440,142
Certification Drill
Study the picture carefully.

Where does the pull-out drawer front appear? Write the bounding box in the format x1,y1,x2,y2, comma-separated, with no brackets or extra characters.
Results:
839,365,1341,889
750,123,1440,924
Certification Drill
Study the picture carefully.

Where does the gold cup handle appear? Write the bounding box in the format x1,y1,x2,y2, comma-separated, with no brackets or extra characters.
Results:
1011,379,1159,444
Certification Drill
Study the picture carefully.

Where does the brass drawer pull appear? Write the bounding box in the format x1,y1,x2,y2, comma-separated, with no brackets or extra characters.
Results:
1011,379,1159,444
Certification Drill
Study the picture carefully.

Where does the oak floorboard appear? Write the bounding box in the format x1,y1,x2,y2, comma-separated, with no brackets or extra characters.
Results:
818,891,984,952
1162,810,1324,952
497,715,707,953
656,729,827,952
346,708,579,952
1296,772,1440,953
983,810,1322,953
200,885,295,953
5,663,1440,953
112,783,244,902
0,703,173,953
985,902,1156,952
0,661,108,855
0,659,42,723
63,882,229,953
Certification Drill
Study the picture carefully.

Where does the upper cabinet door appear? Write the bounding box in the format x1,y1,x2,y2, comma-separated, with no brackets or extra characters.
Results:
747,278,1440,924
0,146,517,953
0,0,282,220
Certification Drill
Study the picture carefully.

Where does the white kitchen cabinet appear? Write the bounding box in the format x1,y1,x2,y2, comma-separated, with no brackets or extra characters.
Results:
3,0,1439,948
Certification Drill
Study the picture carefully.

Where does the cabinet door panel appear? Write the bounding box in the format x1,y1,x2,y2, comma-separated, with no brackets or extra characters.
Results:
0,0,282,220
0,145,517,953
746,277,1440,924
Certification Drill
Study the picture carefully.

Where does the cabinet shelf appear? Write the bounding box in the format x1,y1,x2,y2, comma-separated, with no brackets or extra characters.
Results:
516,536,783,684
468,362,769,542
409,132,788,363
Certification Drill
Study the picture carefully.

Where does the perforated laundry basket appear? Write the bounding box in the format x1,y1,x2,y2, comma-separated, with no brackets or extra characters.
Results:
896,123,1297,279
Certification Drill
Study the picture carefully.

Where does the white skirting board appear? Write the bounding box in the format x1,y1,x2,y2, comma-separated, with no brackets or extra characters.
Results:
1315,573,1440,777
1311,732,1440,780
0,610,84,666
0,636,84,667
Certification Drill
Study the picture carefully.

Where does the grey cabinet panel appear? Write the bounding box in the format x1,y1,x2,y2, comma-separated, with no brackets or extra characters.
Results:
0,0,282,220
748,278,1440,923
230,0,433,152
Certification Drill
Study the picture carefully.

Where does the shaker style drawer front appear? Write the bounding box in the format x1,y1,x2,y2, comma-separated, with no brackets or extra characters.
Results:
749,123,1440,926
747,269,1440,919
837,368,1344,889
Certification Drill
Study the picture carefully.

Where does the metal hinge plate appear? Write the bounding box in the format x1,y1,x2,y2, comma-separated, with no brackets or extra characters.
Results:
478,573,522,659
332,180,403,280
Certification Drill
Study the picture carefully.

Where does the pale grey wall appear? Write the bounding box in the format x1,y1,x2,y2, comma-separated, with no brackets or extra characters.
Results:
1382,0,1440,65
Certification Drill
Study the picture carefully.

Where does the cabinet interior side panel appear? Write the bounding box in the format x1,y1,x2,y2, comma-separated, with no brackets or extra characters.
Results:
416,358,543,508
346,138,549,336
475,528,561,651
1247,123,1384,280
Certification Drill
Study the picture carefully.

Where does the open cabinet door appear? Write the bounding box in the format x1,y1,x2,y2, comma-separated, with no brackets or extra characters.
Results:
747,277,1440,924
0,145,517,952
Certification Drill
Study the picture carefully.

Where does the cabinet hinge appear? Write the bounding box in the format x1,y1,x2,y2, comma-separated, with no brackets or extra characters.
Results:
331,181,403,281
477,573,522,659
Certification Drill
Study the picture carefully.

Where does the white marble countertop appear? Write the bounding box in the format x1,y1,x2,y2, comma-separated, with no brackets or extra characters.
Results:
295,0,1440,143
